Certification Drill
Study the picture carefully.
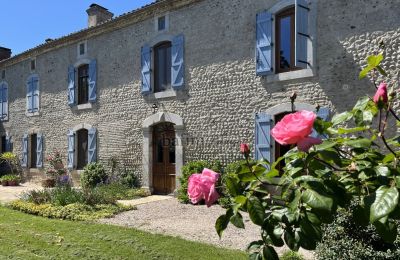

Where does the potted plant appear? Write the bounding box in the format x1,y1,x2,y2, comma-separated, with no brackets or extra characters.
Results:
1,174,20,186
43,150,68,187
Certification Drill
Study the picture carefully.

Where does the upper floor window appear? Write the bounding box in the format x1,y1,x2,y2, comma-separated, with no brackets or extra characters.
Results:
67,59,97,107
154,42,172,93
78,64,89,104
141,35,185,96
256,0,313,77
158,16,166,31
26,75,40,115
0,82,8,121
77,41,87,58
30,59,36,71
1,70,5,79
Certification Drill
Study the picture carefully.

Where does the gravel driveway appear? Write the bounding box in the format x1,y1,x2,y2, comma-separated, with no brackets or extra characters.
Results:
99,198,313,259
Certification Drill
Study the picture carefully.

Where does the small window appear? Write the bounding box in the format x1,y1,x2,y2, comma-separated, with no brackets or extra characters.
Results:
154,42,172,93
275,7,296,73
30,134,37,168
77,64,89,104
1,70,5,79
79,43,85,55
77,129,88,170
30,59,36,71
158,16,166,31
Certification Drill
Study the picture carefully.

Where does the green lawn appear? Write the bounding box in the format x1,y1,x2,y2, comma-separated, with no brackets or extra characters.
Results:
0,207,246,260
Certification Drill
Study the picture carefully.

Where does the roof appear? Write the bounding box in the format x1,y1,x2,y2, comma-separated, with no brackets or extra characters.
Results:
0,0,199,67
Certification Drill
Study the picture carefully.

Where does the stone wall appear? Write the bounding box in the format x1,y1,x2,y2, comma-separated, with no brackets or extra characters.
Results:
0,0,399,186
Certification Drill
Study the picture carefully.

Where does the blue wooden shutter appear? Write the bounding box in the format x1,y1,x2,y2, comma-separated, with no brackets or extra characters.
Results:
32,76,39,112
256,11,273,76
311,107,330,139
255,113,272,163
171,34,185,90
88,59,97,102
67,130,75,169
68,65,76,106
36,133,43,168
5,135,11,152
21,134,28,167
88,127,97,163
26,78,33,112
0,82,7,120
295,0,310,69
141,45,151,95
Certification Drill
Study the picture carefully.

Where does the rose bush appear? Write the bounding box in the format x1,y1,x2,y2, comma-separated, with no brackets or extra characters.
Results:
188,168,220,207
215,52,400,259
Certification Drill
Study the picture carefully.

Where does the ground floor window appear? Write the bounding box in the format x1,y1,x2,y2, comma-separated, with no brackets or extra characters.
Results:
30,133,37,168
77,129,88,170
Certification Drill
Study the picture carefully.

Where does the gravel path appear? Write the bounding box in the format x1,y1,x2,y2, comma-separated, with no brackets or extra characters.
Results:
99,198,314,259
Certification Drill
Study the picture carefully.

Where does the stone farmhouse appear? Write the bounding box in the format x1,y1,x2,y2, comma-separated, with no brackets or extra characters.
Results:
0,0,398,194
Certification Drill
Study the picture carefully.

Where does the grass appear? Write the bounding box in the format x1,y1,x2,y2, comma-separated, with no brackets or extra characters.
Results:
0,207,246,259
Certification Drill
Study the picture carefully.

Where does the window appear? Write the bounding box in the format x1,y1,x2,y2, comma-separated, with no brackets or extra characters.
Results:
1,70,5,79
26,75,39,114
77,41,87,57
256,0,313,78
276,7,296,73
79,43,85,55
30,134,37,168
158,16,166,31
77,64,89,104
0,82,8,121
30,59,36,71
77,129,88,169
1,136,6,153
154,42,172,93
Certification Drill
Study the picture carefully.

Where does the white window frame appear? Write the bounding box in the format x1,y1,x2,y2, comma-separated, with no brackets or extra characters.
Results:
77,40,88,59
264,0,317,83
154,13,169,33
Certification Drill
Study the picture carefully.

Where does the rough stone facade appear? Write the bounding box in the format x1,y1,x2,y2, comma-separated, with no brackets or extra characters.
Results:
0,0,399,191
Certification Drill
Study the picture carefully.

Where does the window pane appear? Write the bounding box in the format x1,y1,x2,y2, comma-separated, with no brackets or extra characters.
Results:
279,16,291,70
158,16,166,31
78,65,89,104
154,42,172,93
31,134,37,168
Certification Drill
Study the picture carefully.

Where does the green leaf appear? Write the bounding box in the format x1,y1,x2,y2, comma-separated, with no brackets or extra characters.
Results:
300,217,322,241
359,65,374,79
375,166,391,177
344,138,372,148
370,186,399,223
247,197,265,226
284,229,300,251
225,177,239,196
367,53,384,67
262,245,279,260
337,126,368,134
230,212,245,229
302,189,333,212
374,219,397,243
234,195,247,207
215,209,233,238
376,65,388,76
353,96,371,111
332,112,353,126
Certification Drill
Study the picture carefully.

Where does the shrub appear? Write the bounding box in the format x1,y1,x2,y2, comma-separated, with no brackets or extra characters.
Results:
281,251,305,260
50,185,85,206
21,189,52,204
80,163,108,189
178,160,222,203
82,188,116,206
316,203,400,260
9,200,134,221
95,183,150,200
119,169,141,188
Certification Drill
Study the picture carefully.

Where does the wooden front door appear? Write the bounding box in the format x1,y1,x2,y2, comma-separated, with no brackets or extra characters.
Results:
152,123,176,194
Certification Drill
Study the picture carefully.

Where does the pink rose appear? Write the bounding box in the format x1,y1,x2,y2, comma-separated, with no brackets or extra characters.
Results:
373,82,388,106
188,174,204,204
204,183,220,207
240,143,250,156
201,168,219,184
271,110,321,152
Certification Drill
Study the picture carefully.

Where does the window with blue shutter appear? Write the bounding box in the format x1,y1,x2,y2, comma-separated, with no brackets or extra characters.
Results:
141,45,151,95
88,127,97,163
88,59,97,102
295,0,310,69
256,11,273,76
26,75,39,113
255,113,273,163
67,130,75,169
171,35,184,90
36,134,43,168
21,134,28,167
68,65,76,106
0,82,8,120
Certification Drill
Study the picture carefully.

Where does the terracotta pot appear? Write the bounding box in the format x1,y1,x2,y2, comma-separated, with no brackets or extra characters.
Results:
42,178,56,188
8,180,18,186
1,181,8,186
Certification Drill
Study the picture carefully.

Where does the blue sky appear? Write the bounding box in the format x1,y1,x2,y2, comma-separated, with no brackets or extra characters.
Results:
1,0,155,55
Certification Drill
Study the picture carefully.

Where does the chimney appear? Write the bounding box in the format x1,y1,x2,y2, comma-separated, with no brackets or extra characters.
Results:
0,47,11,61
86,4,113,28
